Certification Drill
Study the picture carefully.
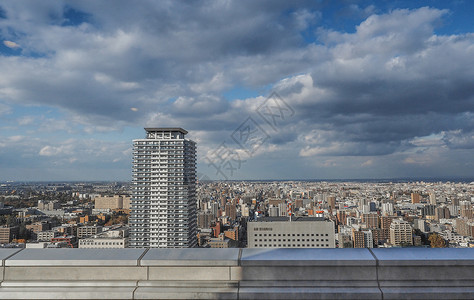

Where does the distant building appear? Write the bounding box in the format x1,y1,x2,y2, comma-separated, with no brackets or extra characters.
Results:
26,221,50,233
411,193,421,204
327,196,336,210
456,218,474,238
421,205,436,217
77,226,103,238
414,219,428,233
197,211,215,229
37,230,60,241
352,229,373,248
224,226,239,241
381,203,394,216
435,207,450,221
362,213,379,229
225,203,237,221
79,226,129,248
268,206,279,217
51,235,77,248
460,201,473,219
37,200,61,211
389,219,413,246
247,217,335,248
429,192,436,205
208,233,235,248
94,195,130,210
0,226,19,244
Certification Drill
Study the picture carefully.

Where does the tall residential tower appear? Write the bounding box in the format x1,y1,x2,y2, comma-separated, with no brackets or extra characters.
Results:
129,128,197,248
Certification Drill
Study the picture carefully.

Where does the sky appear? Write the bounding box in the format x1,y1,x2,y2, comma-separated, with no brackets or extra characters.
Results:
0,0,473,181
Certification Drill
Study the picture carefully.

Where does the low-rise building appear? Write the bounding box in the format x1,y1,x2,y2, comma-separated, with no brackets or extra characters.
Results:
78,226,129,248
0,226,19,244
77,226,103,238
37,230,60,241
247,217,335,248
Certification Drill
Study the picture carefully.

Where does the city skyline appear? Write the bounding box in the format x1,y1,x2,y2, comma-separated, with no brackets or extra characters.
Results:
0,1,473,181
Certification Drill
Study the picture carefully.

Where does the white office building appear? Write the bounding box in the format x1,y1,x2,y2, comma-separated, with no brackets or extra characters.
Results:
247,217,335,248
129,128,197,248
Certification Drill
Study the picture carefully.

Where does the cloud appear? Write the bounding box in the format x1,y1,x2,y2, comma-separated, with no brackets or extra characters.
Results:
0,103,10,115
0,3,473,179
3,40,20,48
39,145,67,156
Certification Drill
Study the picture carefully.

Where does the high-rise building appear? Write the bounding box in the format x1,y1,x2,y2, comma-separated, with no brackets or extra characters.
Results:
327,196,336,210
225,203,237,221
352,229,373,248
381,202,394,216
362,213,379,229
389,219,413,246
129,128,197,248
429,192,436,205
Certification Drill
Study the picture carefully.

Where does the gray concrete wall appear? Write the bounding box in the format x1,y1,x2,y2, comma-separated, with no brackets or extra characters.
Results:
0,248,473,299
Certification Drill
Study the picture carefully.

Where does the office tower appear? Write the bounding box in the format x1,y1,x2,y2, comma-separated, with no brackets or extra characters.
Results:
411,193,421,204
129,128,197,248
389,219,413,246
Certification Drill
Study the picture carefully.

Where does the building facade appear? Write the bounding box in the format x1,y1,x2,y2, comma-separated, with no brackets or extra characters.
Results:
77,226,103,239
389,219,413,246
247,217,335,248
94,195,127,210
129,128,197,248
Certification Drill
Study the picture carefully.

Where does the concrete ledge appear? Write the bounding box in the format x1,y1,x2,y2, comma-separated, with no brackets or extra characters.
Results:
238,287,383,300
241,248,376,266
141,248,239,266
0,287,136,299
0,248,473,299
4,249,146,266
4,266,147,281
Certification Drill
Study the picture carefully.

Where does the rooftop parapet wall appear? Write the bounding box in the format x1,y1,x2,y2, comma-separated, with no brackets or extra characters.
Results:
0,248,473,299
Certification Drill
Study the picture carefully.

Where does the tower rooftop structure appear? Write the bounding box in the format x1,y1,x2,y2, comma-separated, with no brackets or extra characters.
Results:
144,128,188,134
